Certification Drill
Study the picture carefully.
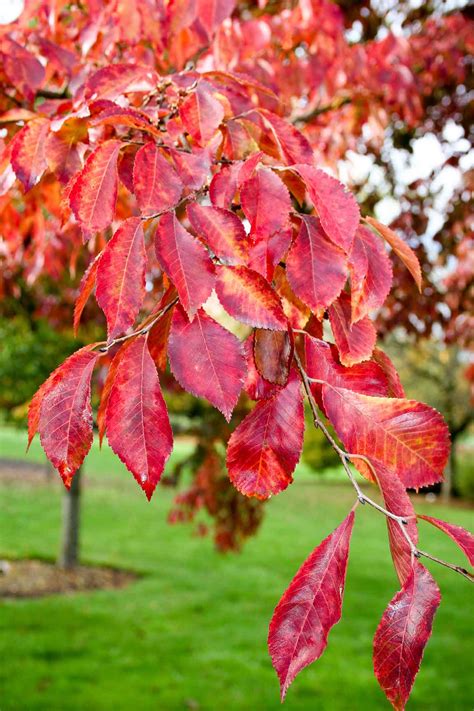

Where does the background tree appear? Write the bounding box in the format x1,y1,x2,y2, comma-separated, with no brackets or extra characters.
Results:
0,2,472,709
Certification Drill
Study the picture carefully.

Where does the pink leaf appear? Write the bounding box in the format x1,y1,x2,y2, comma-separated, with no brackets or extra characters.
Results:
179,81,225,145
187,202,249,265
372,459,419,584
371,348,406,398
257,109,314,165
268,512,355,700
69,140,121,235
84,64,158,101
295,164,360,252
105,336,173,500
95,217,146,340
168,305,245,421
373,562,440,710
226,370,304,498
73,252,102,336
133,142,183,217
240,167,291,240
168,148,210,190
36,347,98,487
11,118,50,191
155,212,215,320
215,265,287,329
365,216,422,292
329,292,376,366
322,385,450,489
247,226,292,281
304,335,389,415
349,225,393,322
286,216,347,312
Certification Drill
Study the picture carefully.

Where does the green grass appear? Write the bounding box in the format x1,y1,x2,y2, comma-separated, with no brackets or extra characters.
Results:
1,427,473,710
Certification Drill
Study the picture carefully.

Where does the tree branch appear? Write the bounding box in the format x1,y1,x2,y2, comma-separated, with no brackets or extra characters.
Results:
293,348,474,583
292,96,352,125
95,296,178,354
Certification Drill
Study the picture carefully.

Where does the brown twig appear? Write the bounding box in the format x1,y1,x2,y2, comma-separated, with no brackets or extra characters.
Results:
140,184,209,222
94,297,178,354
292,96,352,125
293,347,474,583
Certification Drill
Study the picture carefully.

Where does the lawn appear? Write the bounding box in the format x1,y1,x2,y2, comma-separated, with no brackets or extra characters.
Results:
1,427,473,710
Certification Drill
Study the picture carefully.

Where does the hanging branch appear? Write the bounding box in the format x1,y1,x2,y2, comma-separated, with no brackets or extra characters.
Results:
293,348,474,583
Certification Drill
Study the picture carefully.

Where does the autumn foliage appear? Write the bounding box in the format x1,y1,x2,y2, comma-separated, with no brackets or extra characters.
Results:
1,1,473,708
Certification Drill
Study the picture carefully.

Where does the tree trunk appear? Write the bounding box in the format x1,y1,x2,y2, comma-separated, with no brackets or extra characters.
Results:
58,467,82,569
442,443,457,502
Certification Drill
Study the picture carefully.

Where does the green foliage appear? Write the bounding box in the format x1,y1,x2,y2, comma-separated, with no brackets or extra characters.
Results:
457,442,474,501
0,427,473,710
0,316,79,425
302,410,340,472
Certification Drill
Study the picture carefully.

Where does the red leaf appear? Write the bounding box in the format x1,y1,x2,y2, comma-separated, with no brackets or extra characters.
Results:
371,348,406,398
155,213,215,320
256,109,314,164
133,143,183,217
365,216,422,292
36,347,98,487
28,368,59,450
322,385,450,488
168,305,245,421
179,81,225,145
1,38,45,101
96,217,146,340
69,140,121,236
274,266,311,329
11,118,50,191
286,216,347,312
247,226,292,281
295,165,360,252
373,460,418,584
45,130,82,185
215,266,287,330
73,252,102,336
226,370,304,498
209,163,240,208
147,288,177,371
268,512,355,700
243,334,279,400
84,64,158,101
90,103,161,135
105,336,173,500
187,203,249,265
240,168,291,240
169,148,210,190
208,153,261,209
254,328,292,386
97,348,123,447
304,336,389,412
373,562,440,711
196,0,236,38
418,515,474,567
329,292,376,366
349,226,393,322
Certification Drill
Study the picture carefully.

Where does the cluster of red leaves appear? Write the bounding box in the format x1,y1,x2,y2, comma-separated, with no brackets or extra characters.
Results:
1,2,473,709
168,450,264,553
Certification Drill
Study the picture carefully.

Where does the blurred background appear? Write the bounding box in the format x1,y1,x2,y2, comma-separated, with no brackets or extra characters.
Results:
0,0,473,709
